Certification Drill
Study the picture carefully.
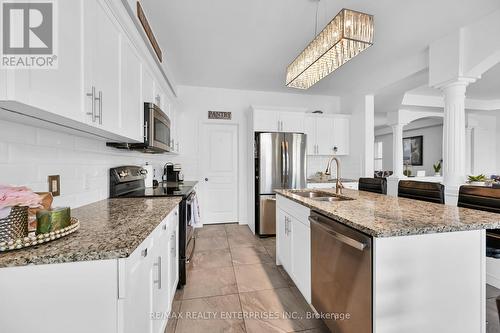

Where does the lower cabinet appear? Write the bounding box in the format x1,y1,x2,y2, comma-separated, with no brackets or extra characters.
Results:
276,196,311,303
0,206,180,333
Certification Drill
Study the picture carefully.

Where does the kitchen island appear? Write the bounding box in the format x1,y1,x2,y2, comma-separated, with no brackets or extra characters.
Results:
275,188,500,333
0,197,182,333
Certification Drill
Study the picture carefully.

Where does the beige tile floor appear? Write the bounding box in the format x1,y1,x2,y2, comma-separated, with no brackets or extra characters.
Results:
166,224,329,333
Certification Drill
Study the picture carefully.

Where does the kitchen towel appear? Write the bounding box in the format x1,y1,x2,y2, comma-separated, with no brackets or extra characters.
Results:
191,193,202,228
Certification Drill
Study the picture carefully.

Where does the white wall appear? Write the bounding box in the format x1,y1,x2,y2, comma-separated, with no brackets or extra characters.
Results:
497,114,500,173
375,123,443,176
0,119,172,208
168,85,341,224
467,112,499,176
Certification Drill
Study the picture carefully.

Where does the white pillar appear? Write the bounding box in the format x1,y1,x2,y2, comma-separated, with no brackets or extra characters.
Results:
439,79,473,205
391,123,405,178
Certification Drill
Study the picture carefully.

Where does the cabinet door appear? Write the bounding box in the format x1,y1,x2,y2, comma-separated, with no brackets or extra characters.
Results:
253,110,279,132
28,0,84,121
333,116,350,155
304,116,317,155
168,211,179,302
124,238,154,333
120,37,143,142
142,68,155,104
280,111,305,133
291,218,311,303
277,209,291,272
316,116,335,155
94,0,121,133
83,0,98,125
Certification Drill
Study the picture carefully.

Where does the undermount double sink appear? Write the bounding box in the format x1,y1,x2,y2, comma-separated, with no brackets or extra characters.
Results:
290,190,354,202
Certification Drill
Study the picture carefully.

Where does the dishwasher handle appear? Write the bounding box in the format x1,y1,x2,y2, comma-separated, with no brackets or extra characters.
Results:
309,216,367,251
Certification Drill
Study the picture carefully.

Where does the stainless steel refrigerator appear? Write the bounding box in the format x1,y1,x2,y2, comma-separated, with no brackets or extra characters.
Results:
255,132,306,236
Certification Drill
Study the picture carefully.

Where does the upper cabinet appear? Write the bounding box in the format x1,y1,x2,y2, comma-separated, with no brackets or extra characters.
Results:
84,0,121,135
253,109,305,133
0,0,177,147
3,0,84,122
305,114,350,156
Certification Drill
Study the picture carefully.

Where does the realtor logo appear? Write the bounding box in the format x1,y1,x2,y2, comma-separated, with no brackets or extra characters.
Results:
1,0,58,69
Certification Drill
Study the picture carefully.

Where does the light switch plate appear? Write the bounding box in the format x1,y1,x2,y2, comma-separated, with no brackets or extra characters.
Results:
48,175,60,197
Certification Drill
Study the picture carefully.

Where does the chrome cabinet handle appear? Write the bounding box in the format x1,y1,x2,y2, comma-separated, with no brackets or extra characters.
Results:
93,90,102,124
86,86,96,122
144,121,148,140
162,224,167,231
141,248,148,257
98,91,102,125
153,256,162,289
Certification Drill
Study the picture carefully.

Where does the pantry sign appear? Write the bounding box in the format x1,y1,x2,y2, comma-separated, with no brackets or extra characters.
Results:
1,0,58,69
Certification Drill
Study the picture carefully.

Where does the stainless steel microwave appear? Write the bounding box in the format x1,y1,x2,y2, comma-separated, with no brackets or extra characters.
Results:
106,103,171,153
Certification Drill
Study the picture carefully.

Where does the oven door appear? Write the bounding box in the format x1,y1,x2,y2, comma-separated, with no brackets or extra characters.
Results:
146,104,171,152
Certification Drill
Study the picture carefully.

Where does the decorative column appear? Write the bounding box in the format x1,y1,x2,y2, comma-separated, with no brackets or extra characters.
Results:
439,79,474,204
391,123,405,178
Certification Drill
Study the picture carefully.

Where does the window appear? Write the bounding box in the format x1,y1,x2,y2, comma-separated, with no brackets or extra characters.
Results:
374,141,383,171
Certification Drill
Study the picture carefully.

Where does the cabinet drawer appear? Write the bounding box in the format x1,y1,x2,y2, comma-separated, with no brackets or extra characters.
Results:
276,195,310,227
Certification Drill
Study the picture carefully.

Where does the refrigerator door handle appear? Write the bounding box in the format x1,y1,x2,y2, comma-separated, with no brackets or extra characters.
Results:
281,141,286,187
285,140,290,187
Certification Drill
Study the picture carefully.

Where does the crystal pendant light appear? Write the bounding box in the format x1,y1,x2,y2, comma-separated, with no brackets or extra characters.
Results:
286,8,374,90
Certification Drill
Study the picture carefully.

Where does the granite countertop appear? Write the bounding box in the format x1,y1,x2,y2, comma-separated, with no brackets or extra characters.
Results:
275,188,500,237
307,178,358,183
0,197,182,268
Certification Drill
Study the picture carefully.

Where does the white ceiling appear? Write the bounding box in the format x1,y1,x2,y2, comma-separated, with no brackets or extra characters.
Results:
141,0,500,96
468,62,500,99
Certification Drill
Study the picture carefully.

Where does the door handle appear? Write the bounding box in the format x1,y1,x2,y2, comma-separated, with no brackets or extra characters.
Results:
153,256,162,289
284,141,290,186
309,216,367,251
86,86,96,122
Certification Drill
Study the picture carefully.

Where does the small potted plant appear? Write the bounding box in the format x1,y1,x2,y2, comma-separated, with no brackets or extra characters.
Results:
467,174,488,186
433,160,442,176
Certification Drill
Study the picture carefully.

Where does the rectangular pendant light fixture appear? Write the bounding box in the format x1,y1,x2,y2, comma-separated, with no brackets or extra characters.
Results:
286,8,374,90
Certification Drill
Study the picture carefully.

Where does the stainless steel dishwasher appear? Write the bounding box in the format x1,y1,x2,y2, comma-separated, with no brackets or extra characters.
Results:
309,211,372,333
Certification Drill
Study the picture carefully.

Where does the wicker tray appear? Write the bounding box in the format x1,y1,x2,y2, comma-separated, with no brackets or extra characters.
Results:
0,217,80,252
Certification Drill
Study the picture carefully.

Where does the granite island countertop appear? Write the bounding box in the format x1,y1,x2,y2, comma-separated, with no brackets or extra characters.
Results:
0,197,182,268
307,178,358,183
275,188,500,237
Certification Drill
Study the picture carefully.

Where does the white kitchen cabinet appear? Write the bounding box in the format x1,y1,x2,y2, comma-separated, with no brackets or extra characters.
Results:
123,236,155,333
277,209,292,273
142,68,155,104
276,195,312,303
291,216,311,303
305,114,350,156
167,211,179,303
84,0,121,134
253,109,305,133
3,0,84,122
306,182,358,190
333,115,350,155
120,37,143,142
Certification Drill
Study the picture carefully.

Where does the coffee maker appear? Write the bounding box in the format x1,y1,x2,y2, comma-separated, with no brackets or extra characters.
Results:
163,163,183,183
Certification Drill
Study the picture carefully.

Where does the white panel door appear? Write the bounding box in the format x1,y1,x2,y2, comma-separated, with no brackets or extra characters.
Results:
253,110,279,132
333,116,350,155
316,116,335,155
280,111,305,133
201,123,238,224
120,37,143,142
142,68,155,104
304,116,317,155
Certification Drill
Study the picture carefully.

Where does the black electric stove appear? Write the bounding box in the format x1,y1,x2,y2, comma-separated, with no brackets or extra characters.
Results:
109,166,197,288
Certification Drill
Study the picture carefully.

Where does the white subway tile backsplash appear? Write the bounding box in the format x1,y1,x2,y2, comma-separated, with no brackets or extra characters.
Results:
0,120,37,144
0,142,8,163
0,119,174,209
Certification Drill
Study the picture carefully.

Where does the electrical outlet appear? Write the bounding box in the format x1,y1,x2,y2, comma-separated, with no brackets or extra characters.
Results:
48,175,60,196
